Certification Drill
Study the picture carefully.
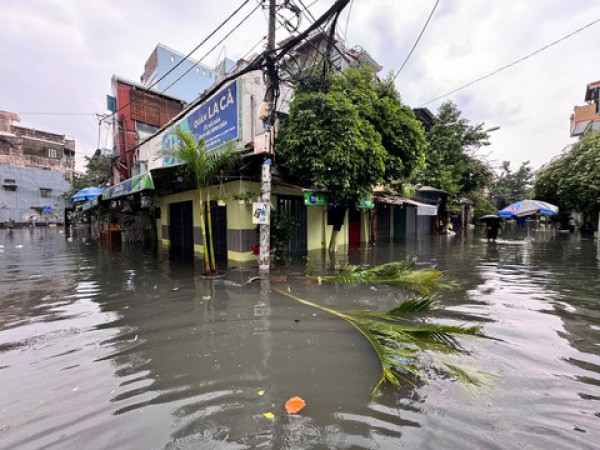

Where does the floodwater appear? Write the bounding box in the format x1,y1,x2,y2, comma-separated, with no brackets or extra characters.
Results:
1,226,599,449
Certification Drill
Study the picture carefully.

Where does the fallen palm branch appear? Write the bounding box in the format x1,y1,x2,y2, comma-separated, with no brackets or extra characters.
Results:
274,288,482,395
309,260,459,295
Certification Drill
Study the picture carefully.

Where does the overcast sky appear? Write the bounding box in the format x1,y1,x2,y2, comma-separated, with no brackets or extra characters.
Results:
2,0,600,173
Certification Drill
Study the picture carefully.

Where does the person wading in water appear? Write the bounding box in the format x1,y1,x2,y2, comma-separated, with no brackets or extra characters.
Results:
487,220,502,243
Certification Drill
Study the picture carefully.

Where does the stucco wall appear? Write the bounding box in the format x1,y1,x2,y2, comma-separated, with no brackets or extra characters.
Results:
0,165,70,224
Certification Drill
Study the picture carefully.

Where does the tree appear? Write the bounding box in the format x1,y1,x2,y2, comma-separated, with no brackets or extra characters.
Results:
278,66,427,248
469,191,499,223
278,89,386,203
491,160,534,209
330,67,427,184
162,130,239,275
534,132,600,218
63,154,112,200
415,101,493,196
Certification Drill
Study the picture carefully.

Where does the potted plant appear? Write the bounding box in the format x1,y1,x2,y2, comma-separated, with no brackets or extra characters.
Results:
216,194,229,207
232,191,255,205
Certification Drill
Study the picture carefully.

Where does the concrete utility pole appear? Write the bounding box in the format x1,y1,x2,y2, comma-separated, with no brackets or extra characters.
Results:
258,0,277,274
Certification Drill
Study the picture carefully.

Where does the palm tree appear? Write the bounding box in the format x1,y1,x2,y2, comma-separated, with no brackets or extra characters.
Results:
163,129,240,274
272,260,483,395
310,260,459,295
274,289,482,395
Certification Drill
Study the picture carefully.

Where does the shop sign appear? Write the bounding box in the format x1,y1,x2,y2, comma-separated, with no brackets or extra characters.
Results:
304,192,328,206
357,197,374,209
83,196,99,211
161,80,240,166
103,171,155,200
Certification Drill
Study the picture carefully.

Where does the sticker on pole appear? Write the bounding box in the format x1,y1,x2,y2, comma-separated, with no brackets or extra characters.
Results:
252,202,270,224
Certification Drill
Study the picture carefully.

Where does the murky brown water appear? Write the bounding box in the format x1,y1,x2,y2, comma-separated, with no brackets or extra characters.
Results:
1,226,599,449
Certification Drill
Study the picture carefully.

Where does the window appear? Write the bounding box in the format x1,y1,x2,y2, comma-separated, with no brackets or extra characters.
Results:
4,179,15,183
170,54,175,62
48,148,57,158
3,185,17,191
40,188,52,198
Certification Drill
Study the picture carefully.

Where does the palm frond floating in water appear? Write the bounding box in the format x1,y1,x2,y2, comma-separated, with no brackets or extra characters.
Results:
313,261,459,295
274,289,482,395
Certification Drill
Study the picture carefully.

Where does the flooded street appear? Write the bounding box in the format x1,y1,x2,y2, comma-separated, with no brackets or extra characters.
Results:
1,227,599,449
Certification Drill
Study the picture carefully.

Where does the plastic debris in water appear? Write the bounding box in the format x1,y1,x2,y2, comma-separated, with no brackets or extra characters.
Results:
263,412,275,420
258,390,265,396
285,396,306,414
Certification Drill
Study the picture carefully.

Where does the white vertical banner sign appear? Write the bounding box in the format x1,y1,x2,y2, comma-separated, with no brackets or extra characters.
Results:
258,160,272,272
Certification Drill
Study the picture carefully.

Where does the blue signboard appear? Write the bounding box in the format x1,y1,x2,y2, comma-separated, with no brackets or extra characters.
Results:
161,81,239,165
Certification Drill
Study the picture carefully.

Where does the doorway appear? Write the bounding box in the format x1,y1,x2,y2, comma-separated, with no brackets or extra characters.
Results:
348,209,361,246
277,196,307,256
169,201,194,259
208,201,228,265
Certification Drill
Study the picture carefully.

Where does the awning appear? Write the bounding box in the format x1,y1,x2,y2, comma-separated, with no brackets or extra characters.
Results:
374,196,438,216
405,199,438,216
103,171,155,201
82,195,100,211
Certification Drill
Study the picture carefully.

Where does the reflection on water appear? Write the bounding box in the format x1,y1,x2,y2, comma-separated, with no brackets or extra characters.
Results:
0,227,599,449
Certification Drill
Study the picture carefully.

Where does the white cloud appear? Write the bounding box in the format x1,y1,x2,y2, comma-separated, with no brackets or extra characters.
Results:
1,0,600,172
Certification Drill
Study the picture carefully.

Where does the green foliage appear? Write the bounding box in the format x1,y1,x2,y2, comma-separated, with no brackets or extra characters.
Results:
278,90,385,203
459,158,494,195
332,68,427,182
278,66,426,204
491,160,534,209
415,101,493,196
270,210,297,265
162,130,239,194
469,191,499,223
313,260,459,295
534,132,600,217
232,191,255,202
275,288,482,395
63,155,112,200
160,130,240,273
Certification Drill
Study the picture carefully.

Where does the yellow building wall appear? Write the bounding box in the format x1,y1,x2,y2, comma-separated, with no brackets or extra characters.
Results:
154,181,371,263
155,180,261,262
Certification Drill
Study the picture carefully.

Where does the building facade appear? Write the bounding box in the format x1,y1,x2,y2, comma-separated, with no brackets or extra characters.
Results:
570,80,600,137
140,43,236,104
92,36,435,266
0,110,75,225
110,76,187,183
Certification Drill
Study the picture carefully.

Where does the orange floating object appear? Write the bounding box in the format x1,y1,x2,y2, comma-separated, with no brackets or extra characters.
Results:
285,396,306,414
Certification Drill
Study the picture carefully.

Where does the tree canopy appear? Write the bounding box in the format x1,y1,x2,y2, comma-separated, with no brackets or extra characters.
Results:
277,66,427,203
414,101,493,196
534,132,600,217
63,154,112,200
491,160,534,209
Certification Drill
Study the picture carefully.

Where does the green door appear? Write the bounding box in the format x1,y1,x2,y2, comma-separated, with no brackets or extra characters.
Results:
394,206,406,243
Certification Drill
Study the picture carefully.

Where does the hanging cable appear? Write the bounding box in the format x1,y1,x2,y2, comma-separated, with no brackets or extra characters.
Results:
100,0,253,124
114,0,352,161
342,0,355,41
159,2,262,95
393,0,439,81
421,15,600,105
